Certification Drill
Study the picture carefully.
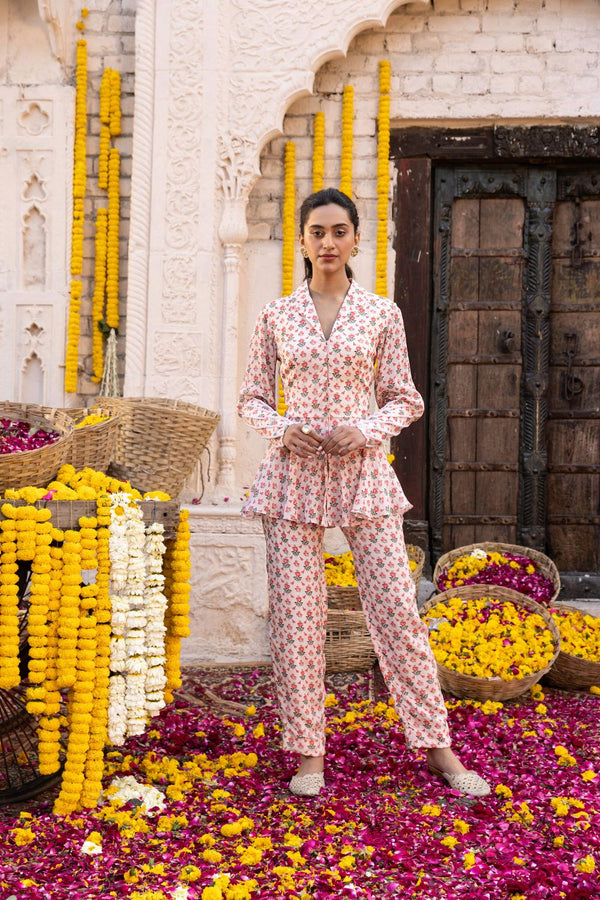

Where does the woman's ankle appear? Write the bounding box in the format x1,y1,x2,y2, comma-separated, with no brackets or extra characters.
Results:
297,754,324,776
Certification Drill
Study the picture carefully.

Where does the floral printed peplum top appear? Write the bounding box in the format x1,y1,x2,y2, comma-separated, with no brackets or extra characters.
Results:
238,280,424,527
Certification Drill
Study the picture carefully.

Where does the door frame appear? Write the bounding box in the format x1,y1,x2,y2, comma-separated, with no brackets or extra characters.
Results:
391,124,600,594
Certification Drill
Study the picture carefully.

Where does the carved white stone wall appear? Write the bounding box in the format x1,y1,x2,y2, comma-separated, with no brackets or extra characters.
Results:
181,507,269,664
0,86,72,404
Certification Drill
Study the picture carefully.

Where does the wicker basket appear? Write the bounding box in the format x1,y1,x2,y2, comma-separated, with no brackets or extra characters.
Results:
542,603,600,691
326,543,425,609
100,397,220,497
433,542,560,604
409,544,425,591
62,406,120,473
0,403,74,492
325,609,377,673
421,584,561,701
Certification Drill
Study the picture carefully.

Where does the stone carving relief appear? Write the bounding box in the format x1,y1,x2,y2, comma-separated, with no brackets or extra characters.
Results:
37,0,68,68
190,513,263,535
17,305,51,404
161,256,196,324
186,541,269,660
217,135,260,205
146,0,206,396
18,102,51,136
230,0,419,72
164,0,204,260
22,173,47,203
22,206,47,288
227,0,427,150
0,262,9,293
153,332,202,377
2,88,70,403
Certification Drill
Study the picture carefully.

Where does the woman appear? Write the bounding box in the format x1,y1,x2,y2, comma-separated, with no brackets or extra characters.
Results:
238,188,490,799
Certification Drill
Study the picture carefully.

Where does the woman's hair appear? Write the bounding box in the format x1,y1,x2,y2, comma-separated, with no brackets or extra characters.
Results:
298,188,359,281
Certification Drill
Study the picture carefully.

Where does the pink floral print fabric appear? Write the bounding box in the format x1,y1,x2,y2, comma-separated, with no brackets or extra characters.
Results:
238,280,424,526
263,515,451,756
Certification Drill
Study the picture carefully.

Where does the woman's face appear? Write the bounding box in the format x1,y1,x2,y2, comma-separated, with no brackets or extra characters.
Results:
299,203,359,279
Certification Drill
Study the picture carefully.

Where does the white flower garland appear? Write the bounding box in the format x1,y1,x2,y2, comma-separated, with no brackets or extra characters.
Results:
107,494,168,745
144,523,168,717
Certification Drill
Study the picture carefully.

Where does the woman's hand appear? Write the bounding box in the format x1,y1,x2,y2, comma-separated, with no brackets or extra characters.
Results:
319,425,366,457
283,424,324,458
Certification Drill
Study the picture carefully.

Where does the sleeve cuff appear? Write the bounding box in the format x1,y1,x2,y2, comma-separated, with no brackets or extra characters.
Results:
355,422,381,448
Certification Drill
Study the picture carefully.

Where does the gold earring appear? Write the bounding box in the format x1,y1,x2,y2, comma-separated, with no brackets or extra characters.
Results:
301,248,309,258
350,246,359,258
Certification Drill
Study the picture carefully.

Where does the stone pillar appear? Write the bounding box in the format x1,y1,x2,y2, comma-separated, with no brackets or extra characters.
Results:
215,137,259,491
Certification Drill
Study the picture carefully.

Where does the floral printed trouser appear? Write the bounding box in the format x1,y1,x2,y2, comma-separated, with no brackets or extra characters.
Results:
262,515,451,757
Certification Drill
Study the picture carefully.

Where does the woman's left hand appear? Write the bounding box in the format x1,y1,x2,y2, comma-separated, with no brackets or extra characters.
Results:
319,425,367,457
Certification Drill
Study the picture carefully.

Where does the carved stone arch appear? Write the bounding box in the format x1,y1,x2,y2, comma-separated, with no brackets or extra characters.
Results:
232,0,429,164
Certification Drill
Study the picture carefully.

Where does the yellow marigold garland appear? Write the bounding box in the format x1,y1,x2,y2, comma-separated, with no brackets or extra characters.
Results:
312,111,325,192
281,141,296,296
163,510,191,703
376,61,391,296
91,208,108,382
98,125,111,191
54,597,97,815
71,37,87,275
25,511,53,715
279,140,296,415
37,527,64,775
106,147,121,330
109,69,121,136
64,278,83,394
64,27,87,394
56,528,83,691
0,466,187,814
339,85,354,199
0,516,20,690
81,502,110,807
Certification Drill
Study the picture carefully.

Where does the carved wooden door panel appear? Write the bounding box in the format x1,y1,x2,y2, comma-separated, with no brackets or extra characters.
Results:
547,172,600,572
431,167,556,560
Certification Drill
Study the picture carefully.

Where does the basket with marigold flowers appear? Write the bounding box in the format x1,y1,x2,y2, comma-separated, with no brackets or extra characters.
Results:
433,542,559,607
421,584,560,701
543,604,600,691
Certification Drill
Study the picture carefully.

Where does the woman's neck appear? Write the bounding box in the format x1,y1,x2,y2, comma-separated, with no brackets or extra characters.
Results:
308,272,351,301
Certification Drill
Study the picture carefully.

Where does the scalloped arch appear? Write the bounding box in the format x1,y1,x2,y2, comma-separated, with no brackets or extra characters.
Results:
251,0,428,160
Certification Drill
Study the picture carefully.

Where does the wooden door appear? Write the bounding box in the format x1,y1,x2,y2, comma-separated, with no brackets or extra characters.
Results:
431,168,530,556
430,163,600,573
547,172,600,572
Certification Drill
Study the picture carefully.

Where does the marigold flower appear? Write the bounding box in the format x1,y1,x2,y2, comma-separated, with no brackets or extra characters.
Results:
440,835,459,848
463,851,476,870
576,855,596,873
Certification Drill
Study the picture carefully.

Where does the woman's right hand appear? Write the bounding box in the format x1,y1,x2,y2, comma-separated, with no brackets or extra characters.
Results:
283,424,324,458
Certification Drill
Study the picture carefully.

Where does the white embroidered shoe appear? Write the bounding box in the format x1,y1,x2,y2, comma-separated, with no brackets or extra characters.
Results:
289,772,325,797
428,764,491,798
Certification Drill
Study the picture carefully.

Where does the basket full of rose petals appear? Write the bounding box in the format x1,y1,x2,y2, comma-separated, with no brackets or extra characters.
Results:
543,604,600,692
421,584,560,701
0,402,74,491
433,542,560,607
